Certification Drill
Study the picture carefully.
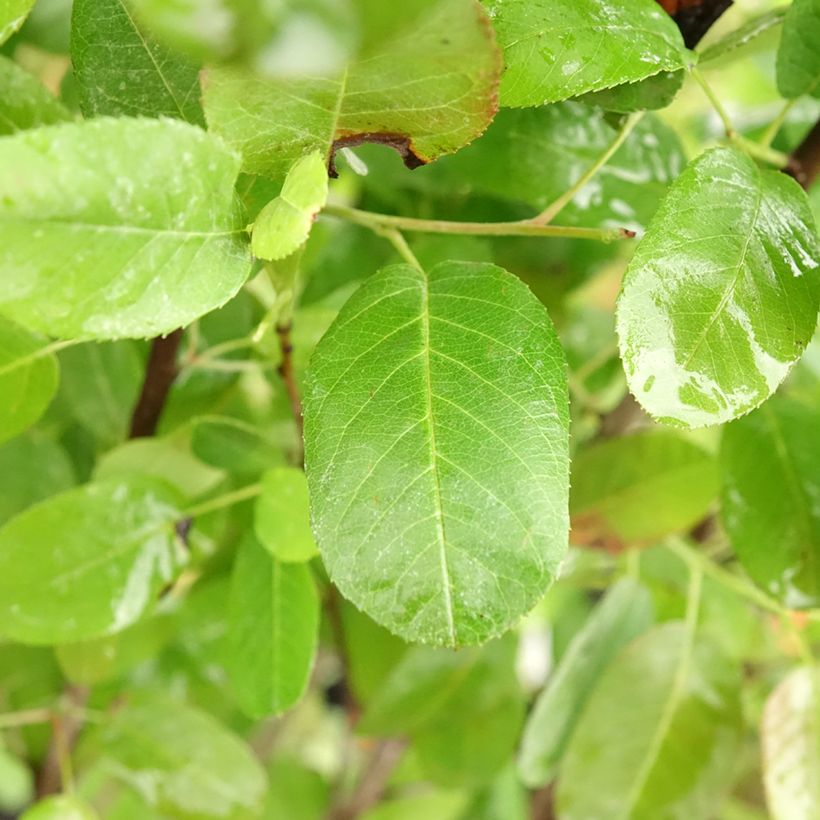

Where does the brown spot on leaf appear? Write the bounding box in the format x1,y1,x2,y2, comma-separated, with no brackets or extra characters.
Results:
328,132,428,178
655,0,733,48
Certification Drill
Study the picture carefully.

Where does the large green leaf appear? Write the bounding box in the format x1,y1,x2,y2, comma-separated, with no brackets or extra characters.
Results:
0,56,71,135
0,118,251,340
762,666,820,820
304,260,569,646
0,0,35,43
227,536,319,718
71,0,204,123
426,105,685,232
776,0,820,99
617,147,820,428
518,579,653,787
254,467,318,563
360,637,523,785
484,0,689,107
202,0,500,182
0,478,184,644
570,430,719,544
0,318,59,445
86,696,267,819
720,398,820,608
557,622,742,819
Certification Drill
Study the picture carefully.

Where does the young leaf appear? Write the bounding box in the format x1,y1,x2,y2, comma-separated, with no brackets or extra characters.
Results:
0,118,251,340
570,430,719,545
21,795,99,820
617,146,820,428
0,0,35,44
557,622,742,819
202,0,501,182
71,0,205,123
254,467,318,562
0,56,71,135
518,579,653,787
762,666,820,820
776,0,820,100
0,318,59,445
227,536,319,717
429,105,686,232
0,478,184,644
304,260,569,647
720,398,820,608
86,696,267,819
251,151,328,261
484,0,690,108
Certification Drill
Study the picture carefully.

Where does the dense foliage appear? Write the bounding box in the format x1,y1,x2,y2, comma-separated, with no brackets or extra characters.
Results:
0,0,819,817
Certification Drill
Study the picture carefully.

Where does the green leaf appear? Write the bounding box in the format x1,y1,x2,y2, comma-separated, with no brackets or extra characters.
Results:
202,0,501,182
570,430,719,544
0,118,251,340
360,637,523,784
361,791,470,820
0,433,75,526
720,397,820,608
304,260,569,647
86,696,267,819
484,0,689,107
557,622,742,819
776,0,820,99
71,0,204,123
0,477,184,644
700,8,786,67
228,536,319,718
0,0,35,44
762,666,820,820
21,795,99,820
581,70,684,114
0,318,59,445
190,415,285,477
430,105,686,232
617,146,820,429
254,467,318,563
518,579,653,787
0,56,71,135
251,151,328,261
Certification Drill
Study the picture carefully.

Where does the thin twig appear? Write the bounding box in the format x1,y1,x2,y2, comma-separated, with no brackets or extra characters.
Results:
35,686,88,798
129,329,184,438
276,321,304,464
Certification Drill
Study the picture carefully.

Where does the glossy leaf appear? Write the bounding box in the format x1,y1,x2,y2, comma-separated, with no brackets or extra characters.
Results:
251,151,328,261
776,0,820,99
21,795,99,820
88,696,267,819
254,467,318,563
0,56,71,135
0,0,35,43
484,0,689,107
720,397,820,608
71,0,204,123
762,666,820,820
700,8,786,66
202,0,501,182
228,536,319,717
581,70,684,114
557,623,742,819
304,260,569,646
429,105,686,232
570,430,719,545
617,146,820,428
0,478,184,644
0,318,59,445
0,118,251,340
518,579,653,787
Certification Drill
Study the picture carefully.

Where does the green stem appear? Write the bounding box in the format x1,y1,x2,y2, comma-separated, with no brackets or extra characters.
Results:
0,338,80,378
733,134,789,168
380,228,423,270
532,112,645,226
323,203,633,243
0,707,54,729
691,66,736,137
181,483,262,519
759,98,797,148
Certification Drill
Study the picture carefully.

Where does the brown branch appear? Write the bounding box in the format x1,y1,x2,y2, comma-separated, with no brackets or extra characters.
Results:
530,783,557,820
276,321,304,464
786,119,820,192
129,329,184,438
35,686,88,798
